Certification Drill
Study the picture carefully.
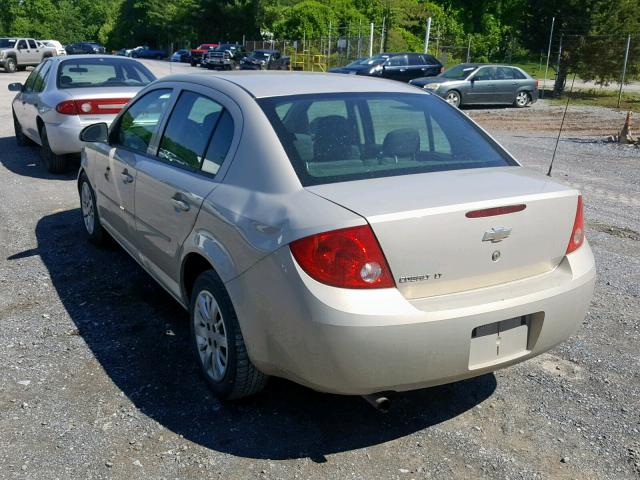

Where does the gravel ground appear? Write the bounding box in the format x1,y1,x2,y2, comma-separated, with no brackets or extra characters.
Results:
0,62,638,480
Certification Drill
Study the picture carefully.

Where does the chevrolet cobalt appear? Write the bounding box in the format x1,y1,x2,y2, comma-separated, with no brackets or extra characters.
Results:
77,72,595,400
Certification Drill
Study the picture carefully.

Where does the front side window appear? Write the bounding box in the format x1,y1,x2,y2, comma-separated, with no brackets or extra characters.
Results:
115,89,172,153
57,58,155,89
32,61,51,92
473,66,496,81
259,92,514,186
157,91,225,171
23,63,43,92
17,40,27,49
386,55,408,67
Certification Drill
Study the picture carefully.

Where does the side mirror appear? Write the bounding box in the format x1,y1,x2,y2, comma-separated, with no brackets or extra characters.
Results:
8,82,23,92
80,123,109,143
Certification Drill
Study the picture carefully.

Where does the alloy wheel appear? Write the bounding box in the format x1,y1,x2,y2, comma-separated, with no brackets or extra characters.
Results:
81,182,95,235
193,290,228,382
516,92,530,107
445,91,460,107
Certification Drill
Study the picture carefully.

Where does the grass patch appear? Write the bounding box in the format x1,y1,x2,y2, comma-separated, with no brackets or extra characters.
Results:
547,89,640,112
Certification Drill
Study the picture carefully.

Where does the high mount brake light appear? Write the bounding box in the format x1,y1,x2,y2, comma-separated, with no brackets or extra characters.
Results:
466,204,526,218
566,195,584,254
290,225,395,289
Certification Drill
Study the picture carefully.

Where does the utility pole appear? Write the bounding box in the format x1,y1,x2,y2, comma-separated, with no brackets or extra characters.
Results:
357,18,362,58
618,34,631,108
380,17,386,53
369,22,374,57
542,16,555,99
424,17,432,54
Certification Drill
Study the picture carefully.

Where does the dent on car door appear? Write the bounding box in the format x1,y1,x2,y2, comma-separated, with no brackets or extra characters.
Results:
134,89,235,288
96,88,173,251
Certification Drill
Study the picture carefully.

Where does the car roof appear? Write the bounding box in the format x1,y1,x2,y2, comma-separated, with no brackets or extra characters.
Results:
51,54,143,64
160,71,428,98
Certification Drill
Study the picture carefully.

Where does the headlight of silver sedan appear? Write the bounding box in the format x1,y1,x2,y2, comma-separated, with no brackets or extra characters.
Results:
424,83,441,90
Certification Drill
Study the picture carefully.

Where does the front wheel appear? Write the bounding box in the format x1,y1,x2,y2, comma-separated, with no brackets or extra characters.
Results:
514,91,532,108
78,173,106,245
190,271,268,400
444,90,461,107
4,57,17,73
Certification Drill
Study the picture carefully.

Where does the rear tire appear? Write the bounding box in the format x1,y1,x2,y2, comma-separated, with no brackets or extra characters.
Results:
190,270,268,400
13,111,30,146
5,57,17,73
17,65,27,72
78,172,105,245
39,124,68,173
514,91,531,108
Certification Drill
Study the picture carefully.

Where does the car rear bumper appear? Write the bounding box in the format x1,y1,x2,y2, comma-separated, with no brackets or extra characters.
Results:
44,116,117,155
227,240,595,395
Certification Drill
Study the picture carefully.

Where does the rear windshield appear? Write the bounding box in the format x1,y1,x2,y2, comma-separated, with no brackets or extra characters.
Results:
57,57,155,89
0,38,17,48
259,92,515,186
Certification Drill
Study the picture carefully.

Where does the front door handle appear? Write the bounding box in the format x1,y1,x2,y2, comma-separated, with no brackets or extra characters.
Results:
104,166,110,180
120,169,133,184
171,194,190,212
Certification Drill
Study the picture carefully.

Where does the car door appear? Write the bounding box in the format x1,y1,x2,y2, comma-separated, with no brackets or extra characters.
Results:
382,55,409,82
96,88,173,251
494,66,519,103
134,86,237,287
406,54,439,81
465,66,496,104
27,39,40,63
12,64,41,139
21,60,52,138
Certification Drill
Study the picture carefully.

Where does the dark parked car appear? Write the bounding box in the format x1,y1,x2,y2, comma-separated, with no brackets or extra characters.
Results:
171,49,191,63
239,49,289,70
329,52,442,83
202,43,247,70
65,42,106,55
131,48,166,59
410,63,538,108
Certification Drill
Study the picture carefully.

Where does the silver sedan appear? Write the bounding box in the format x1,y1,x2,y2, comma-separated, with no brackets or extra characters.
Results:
77,72,594,402
410,63,538,108
9,55,155,172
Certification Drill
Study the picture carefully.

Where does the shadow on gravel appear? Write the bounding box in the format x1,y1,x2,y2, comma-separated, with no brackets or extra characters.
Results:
26,208,496,461
0,136,78,180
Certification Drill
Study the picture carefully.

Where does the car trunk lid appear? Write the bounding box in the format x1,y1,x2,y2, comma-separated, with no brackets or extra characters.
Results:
306,166,579,299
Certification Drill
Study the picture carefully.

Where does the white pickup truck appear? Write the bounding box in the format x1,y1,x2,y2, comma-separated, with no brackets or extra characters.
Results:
0,37,57,73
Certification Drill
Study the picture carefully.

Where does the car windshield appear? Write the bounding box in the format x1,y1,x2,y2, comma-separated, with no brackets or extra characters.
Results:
441,65,478,80
250,51,270,60
359,54,390,66
57,58,156,89
0,38,17,48
259,92,515,186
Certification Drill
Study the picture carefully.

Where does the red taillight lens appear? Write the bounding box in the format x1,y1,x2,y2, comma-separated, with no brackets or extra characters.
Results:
56,100,78,115
290,225,395,289
566,195,584,254
535,80,540,90
56,98,131,115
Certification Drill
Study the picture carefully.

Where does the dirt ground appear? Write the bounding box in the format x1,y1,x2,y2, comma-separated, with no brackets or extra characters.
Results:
0,62,638,480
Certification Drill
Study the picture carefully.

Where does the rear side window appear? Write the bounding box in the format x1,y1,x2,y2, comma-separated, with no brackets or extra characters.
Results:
28,39,37,49
57,58,155,89
259,92,515,186
157,91,224,171
115,89,172,153
513,68,527,80
496,67,515,80
202,110,234,176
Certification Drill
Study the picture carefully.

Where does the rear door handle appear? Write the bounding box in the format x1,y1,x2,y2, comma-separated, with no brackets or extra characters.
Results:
120,169,133,184
171,194,190,212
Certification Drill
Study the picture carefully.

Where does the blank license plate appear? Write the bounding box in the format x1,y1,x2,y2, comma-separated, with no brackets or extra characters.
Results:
469,317,529,369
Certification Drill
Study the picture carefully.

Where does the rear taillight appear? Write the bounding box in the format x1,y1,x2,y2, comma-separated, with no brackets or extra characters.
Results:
566,195,584,254
535,80,540,90
56,98,130,115
290,225,395,289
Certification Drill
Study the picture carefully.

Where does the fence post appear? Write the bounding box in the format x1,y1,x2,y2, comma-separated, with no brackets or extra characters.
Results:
380,17,386,53
369,23,374,57
424,17,432,54
328,21,332,69
466,35,471,62
542,16,555,99
618,34,631,108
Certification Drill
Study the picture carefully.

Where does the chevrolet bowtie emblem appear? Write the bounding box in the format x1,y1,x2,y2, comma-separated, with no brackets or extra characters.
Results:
482,226,512,243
